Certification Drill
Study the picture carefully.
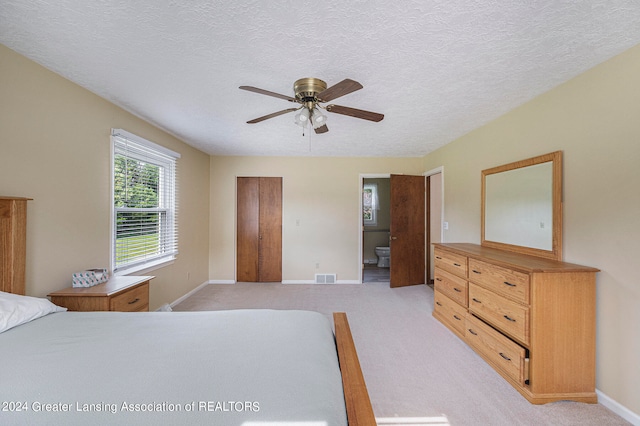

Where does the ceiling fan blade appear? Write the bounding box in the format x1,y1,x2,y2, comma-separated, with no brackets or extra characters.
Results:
247,108,299,124
239,86,298,103
314,124,329,134
316,79,363,103
325,104,384,122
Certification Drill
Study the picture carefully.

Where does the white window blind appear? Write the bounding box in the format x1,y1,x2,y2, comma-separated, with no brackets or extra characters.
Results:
111,129,180,273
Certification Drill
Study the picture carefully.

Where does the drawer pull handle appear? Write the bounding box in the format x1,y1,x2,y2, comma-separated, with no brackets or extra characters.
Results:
503,315,516,322
503,281,516,287
128,298,140,305
453,263,461,267
436,278,442,282
499,352,512,361
472,298,482,303
454,287,461,292
435,256,442,260
453,315,461,321
472,270,481,274
468,329,478,336
436,301,442,306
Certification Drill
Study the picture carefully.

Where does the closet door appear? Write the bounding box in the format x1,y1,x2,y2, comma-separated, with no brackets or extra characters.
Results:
236,177,282,282
257,177,282,282
237,178,260,282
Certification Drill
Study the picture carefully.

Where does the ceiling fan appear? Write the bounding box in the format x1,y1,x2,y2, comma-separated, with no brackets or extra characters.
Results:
239,78,384,134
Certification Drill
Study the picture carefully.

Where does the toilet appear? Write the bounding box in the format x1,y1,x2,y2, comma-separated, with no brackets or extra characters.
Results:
374,246,390,268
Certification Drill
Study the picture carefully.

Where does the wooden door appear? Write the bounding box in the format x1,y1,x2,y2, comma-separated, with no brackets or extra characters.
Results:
390,175,425,288
257,177,282,282
237,178,260,282
236,177,282,282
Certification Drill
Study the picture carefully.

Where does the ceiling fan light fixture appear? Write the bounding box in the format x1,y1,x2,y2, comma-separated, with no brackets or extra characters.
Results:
294,109,310,127
311,108,327,129
295,108,310,121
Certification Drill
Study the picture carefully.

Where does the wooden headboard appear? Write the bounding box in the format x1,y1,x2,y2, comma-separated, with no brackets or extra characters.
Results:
1,196,31,295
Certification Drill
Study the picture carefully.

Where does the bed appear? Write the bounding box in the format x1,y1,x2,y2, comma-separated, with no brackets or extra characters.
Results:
0,288,375,425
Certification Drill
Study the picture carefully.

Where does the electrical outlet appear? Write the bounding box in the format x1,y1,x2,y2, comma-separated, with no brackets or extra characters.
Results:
443,222,449,230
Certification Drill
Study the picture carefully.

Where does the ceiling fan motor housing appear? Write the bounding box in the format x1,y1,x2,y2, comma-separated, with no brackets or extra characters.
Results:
294,78,327,104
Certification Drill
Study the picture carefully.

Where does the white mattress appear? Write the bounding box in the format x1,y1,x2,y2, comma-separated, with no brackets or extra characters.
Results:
0,309,347,425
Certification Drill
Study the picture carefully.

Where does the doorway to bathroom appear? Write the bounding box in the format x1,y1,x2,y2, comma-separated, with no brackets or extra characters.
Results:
361,174,425,287
360,170,443,286
362,177,391,283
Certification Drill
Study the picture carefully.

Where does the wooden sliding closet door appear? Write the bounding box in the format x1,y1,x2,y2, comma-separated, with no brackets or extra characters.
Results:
237,177,282,282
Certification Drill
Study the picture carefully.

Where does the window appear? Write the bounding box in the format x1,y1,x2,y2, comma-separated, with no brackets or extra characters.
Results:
111,129,180,274
363,183,378,226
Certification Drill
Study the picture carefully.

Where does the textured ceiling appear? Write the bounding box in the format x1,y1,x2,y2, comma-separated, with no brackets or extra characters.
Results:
2,1,640,157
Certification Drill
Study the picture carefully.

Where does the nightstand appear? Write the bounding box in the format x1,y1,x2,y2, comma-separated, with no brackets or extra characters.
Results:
48,276,154,312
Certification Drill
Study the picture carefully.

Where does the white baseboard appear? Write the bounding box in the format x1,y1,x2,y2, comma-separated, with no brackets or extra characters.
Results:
596,389,640,425
206,279,362,285
208,280,236,284
281,280,362,284
169,281,210,307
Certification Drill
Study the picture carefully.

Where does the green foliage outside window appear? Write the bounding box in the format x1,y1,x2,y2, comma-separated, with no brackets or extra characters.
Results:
114,155,162,252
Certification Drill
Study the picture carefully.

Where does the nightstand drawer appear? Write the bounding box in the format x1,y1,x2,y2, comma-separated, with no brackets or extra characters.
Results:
110,283,149,312
49,276,153,312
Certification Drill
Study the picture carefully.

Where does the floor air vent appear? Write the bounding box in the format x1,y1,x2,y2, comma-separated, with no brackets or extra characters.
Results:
315,274,337,284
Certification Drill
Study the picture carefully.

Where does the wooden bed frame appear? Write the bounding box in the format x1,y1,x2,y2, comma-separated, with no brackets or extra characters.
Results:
334,312,376,425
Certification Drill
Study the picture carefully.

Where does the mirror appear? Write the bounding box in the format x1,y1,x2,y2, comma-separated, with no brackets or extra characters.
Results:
481,151,563,260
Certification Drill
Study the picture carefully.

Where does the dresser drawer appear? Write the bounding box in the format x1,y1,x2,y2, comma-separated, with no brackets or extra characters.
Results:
468,258,529,304
469,283,529,345
465,313,528,386
110,283,149,312
434,268,468,307
434,290,466,335
434,248,468,278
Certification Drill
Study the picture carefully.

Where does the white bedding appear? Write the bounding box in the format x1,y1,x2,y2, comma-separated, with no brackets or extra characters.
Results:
0,309,347,425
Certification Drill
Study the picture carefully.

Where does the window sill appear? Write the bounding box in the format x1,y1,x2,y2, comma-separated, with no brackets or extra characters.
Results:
114,257,175,277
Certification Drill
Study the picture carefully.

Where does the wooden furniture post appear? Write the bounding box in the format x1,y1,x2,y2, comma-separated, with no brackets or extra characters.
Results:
0,196,31,295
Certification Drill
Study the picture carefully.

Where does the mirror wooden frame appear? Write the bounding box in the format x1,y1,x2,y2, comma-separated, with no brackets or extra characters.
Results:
481,151,563,261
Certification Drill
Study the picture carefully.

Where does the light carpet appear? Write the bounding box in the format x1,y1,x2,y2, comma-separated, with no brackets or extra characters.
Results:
174,282,628,426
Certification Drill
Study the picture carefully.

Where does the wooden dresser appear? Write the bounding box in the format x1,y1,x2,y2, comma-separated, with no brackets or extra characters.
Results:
48,276,153,312
433,243,599,404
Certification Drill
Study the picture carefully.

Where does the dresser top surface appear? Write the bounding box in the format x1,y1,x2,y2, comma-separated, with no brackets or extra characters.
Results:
434,243,599,273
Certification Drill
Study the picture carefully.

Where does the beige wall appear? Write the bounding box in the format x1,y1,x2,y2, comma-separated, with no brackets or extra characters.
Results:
0,44,211,309
209,156,423,282
423,44,640,414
